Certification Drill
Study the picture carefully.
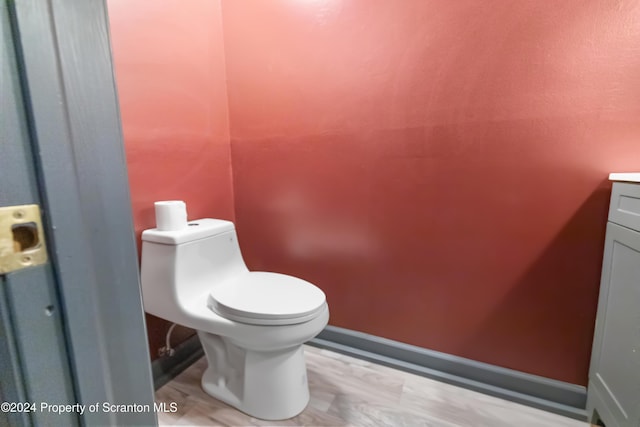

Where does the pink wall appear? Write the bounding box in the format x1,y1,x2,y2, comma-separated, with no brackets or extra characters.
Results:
108,0,234,357
221,0,640,384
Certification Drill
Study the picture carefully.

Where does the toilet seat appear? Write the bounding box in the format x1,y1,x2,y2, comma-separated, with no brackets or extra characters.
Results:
208,272,326,326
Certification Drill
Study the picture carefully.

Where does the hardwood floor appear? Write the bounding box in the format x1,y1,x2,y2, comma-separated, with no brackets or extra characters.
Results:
156,345,589,427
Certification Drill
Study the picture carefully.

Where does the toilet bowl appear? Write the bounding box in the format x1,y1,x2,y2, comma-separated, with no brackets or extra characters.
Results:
140,218,329,420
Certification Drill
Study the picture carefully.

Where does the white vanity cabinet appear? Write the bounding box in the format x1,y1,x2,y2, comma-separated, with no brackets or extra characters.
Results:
587,177,640,427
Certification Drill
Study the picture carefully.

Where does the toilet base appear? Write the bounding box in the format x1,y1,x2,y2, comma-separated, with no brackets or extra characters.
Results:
197,331,310,420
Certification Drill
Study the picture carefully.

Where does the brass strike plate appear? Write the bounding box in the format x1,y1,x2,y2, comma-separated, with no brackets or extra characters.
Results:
0,204,48,274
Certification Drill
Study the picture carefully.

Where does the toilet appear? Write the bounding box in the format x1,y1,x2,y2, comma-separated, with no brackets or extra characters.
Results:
140,217,329,420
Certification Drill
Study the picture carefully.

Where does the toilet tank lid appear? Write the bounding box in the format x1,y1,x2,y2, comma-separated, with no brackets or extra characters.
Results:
141,218,235,245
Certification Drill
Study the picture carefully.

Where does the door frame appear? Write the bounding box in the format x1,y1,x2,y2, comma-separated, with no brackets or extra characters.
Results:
4,0,156,425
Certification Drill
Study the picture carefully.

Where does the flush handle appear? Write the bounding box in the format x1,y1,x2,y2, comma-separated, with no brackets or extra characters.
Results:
0,204,48,274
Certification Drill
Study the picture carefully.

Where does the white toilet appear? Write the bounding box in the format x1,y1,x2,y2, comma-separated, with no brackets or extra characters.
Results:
140,216,329,420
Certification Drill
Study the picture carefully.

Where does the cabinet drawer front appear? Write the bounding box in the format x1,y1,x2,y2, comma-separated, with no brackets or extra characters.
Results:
609,182,640,232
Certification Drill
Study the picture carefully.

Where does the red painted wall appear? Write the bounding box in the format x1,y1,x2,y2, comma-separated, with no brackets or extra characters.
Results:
108,0,234,358
222,1,640,384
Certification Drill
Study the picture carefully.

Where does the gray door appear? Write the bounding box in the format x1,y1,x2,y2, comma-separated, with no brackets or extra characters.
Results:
587,221,640,427
1,3,78,425
1,1,156,426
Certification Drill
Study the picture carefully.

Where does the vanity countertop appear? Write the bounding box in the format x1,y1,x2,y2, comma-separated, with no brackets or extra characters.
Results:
609,173,640,183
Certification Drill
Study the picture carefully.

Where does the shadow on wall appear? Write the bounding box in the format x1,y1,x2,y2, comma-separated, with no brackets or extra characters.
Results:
462,180,611,385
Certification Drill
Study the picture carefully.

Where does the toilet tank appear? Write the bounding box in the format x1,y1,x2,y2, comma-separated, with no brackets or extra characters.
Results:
140,219,248,319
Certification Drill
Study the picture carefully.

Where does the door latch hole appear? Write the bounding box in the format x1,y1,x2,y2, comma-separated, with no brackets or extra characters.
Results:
12,222,39,252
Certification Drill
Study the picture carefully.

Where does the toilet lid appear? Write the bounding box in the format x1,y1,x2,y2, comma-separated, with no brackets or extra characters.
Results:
208,272,326,325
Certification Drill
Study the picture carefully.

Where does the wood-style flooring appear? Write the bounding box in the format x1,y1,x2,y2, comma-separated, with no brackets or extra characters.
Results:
156,345,589,427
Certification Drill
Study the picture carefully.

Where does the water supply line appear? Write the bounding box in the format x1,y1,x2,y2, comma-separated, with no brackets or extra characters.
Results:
159,323,177,357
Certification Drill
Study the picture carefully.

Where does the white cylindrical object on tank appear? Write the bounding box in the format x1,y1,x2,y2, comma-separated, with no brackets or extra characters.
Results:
154,200,188,231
